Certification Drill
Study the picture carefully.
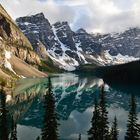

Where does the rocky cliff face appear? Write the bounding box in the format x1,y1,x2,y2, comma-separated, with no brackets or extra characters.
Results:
0,5,46,79
16,13,139,71
0,5,41,65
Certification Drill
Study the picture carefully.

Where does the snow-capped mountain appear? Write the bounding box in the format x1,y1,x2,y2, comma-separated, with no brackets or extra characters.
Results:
92,28,140,57
16,13,139,71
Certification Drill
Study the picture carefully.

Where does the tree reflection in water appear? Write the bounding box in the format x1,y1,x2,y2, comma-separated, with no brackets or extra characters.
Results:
41,77,59,140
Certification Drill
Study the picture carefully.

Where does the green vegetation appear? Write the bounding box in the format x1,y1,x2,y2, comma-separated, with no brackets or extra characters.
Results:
0,86,8,140
41,77,59,140
0,68,16,89
95,60,140,83
88,86,110,140
98,86,110,140
88,98,100,140
88,86,140,140
39,58,63,73
0,67,17,88
1,66,18,79
125,95,140,140
110,116,119,140
75,63,98,74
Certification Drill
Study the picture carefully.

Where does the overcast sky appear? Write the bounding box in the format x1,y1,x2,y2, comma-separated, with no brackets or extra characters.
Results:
1,0,140,33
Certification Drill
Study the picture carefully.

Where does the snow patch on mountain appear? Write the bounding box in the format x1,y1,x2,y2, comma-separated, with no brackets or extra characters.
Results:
52,25,68,52
5,50,11,59
75,42,88,64
48,51,78,71
47,25,80,71
4,50,17,74
104,50,139,64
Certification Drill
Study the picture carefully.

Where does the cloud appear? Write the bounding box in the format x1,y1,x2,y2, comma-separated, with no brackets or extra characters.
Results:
0,0,76,24
0,0,140,33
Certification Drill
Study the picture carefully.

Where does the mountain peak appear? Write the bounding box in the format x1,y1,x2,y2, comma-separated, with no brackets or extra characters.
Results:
0,4,13,21
16,12,46,24
76,28,87,34
33,12,45,18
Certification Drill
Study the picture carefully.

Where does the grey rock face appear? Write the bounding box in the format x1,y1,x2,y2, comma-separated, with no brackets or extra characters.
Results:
16,13,56,49
0,15,11,38
92,28,140,57
75,29,102,55
53,21,77,51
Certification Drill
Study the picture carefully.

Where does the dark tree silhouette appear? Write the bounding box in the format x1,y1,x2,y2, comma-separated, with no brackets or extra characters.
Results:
110,116,119,140
41,77,59,140
98,85,109,140
78,134,81,140
10,117,17,140
88,98,100,140
88,85,109,140
36,136,40,140
0,85,9,140
125,95,140,140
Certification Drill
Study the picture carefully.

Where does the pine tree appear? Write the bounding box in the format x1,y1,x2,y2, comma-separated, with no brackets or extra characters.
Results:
0,85,9,140
36,136,40,140
110,116,119,140
125,95,140,140
88,85,109,140
10,117,17,140
41,77,59,140
98,85,109,140
88,98,100,140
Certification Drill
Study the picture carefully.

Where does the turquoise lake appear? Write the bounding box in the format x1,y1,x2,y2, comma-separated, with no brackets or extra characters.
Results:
0,73,140,140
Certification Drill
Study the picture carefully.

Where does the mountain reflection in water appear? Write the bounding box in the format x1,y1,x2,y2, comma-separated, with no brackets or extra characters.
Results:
0,73,140,140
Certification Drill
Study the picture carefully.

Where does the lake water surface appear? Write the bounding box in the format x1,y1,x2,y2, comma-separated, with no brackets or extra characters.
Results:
0,73,140,140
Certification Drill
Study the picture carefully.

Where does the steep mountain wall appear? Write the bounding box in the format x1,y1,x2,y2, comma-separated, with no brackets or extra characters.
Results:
0,4,47,80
